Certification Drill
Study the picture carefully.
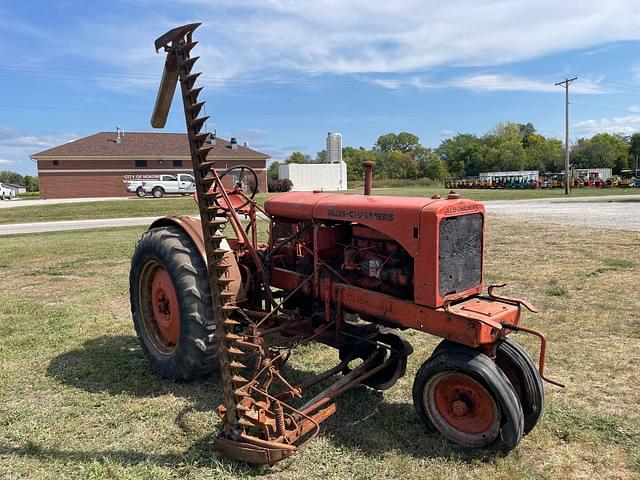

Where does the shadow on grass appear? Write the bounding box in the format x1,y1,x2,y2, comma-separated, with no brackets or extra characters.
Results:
42,335,499,472
46,335,219,401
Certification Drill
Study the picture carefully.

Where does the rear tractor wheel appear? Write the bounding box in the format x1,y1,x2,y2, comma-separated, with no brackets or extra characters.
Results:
412,345,524,451
129,225,217,380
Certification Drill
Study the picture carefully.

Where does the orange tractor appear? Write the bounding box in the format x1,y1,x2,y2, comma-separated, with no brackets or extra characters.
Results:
130,24,562,465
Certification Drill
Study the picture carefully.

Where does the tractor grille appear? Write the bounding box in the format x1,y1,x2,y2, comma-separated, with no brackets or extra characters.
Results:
438,213,483,297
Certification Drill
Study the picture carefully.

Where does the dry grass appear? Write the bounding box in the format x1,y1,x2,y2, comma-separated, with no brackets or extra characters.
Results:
0,218,639,479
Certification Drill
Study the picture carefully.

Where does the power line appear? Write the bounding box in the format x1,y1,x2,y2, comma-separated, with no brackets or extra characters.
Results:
555,76,577,195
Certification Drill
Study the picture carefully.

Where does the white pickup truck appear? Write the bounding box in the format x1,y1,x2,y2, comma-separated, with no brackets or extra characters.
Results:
127,174,196,198
0,182,16,200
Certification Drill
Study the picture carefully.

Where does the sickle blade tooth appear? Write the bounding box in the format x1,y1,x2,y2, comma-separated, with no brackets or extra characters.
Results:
189,101,206,116
184,72,202,89
182,41,198,56
190,115,209,132
184,56,200,72
185,86,204,100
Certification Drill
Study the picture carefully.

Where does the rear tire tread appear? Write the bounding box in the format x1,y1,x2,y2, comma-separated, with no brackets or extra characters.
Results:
130,225,218,381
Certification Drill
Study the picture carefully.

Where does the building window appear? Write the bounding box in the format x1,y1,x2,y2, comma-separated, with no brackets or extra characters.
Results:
173,160,183,167
135,160,148,168
53,160,59,166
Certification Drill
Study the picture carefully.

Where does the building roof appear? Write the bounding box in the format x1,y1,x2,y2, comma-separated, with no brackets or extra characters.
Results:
31,132,270,159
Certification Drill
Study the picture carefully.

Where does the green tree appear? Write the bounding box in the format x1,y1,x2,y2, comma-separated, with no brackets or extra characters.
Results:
342,146,376,181
374,132,420,153
24,175,39,192
285,151,312,164
268,161,281,180
571,133,629,172
517,122,537,147
524,135,564,172
315,150,327,163
483,123,526,172
629,133,640,171
424,154,448,180
436,134,482,177
0,170,25,185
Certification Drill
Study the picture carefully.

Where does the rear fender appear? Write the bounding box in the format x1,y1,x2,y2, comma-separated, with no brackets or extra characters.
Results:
149,215,242,300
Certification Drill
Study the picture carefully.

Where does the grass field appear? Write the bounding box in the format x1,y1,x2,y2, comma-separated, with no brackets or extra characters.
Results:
1,218,639,479
1,188,639,225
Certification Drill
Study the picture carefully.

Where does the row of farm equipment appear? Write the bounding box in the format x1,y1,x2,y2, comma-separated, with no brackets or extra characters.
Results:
445,172,640,190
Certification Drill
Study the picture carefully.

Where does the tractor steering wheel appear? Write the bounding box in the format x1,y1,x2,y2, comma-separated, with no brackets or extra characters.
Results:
211,165,259,211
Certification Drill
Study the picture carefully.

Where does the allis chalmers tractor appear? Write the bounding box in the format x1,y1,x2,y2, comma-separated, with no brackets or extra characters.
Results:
129,23,562,465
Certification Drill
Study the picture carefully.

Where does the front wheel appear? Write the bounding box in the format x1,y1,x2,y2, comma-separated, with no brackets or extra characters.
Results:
432,338,544,435
129,225,217,380
412,346,524,451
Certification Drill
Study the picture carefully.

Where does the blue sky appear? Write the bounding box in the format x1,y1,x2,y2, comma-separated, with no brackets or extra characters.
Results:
2,0,640,175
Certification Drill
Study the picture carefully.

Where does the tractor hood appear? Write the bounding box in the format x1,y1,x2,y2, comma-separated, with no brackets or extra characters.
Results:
264,191,484,257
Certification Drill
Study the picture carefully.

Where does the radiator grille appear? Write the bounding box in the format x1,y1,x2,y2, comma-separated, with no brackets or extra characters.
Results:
438,213,483,297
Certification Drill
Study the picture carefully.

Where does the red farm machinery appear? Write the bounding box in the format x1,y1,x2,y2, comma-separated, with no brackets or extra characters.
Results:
129,23,563,465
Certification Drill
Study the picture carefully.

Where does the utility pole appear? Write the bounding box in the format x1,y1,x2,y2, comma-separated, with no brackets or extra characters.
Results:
555,77,577,195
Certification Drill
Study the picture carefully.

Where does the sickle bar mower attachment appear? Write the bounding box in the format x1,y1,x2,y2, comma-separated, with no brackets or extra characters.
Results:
149,23,406,465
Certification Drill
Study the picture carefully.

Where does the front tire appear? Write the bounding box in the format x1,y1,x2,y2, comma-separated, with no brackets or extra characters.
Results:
432,338,544,435
412,346,524,451
130,225,217,380
495,338,544,434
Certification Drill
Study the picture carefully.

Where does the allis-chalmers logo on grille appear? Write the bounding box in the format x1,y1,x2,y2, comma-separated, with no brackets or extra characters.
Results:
444,204,480,215
327,209,395,221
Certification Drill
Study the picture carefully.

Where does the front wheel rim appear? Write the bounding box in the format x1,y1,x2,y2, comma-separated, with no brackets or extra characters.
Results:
424,372,500,447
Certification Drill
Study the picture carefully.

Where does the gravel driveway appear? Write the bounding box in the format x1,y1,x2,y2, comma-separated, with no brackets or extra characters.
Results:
485,195,640,231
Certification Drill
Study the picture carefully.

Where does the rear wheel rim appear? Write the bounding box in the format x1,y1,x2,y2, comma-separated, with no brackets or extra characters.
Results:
139,260,180,355
424,372,500,447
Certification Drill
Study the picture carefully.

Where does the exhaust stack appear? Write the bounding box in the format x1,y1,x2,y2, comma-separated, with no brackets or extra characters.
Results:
363,160,375,195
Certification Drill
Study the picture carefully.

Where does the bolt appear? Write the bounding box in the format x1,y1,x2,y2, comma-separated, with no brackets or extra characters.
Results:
451,399,469,417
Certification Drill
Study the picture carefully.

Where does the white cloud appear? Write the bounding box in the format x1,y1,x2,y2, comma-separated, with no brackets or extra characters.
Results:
369,77,432,90
448,74,608,94
368,73,608,94
146,0,640,78
573,115,640,136
13,0,637,91
0,128,79,174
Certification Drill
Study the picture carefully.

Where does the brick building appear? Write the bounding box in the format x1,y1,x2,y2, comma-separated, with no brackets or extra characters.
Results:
31,132,269,199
